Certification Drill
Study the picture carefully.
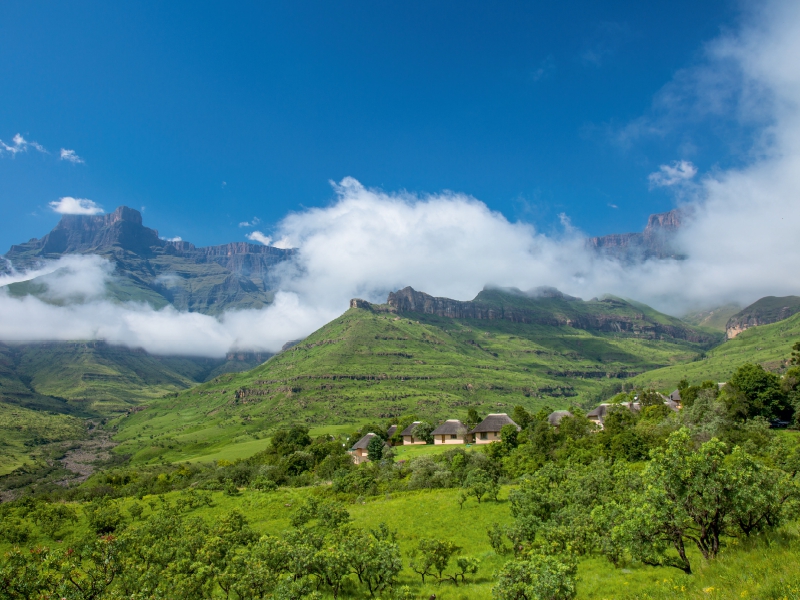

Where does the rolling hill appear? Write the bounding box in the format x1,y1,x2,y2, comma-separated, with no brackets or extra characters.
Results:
632,311,800,391
112,286,719,464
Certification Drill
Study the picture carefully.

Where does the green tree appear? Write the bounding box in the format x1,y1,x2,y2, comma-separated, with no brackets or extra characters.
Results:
492,554,578,600
512,406,532,430
32,503,77,540
366,435,385,462
409,539,460,583
463,469,491,504
501,423,520,449
726,363,791,420
412,421,435,444
466,408,481,430
621,429,737,574
85,498,123,535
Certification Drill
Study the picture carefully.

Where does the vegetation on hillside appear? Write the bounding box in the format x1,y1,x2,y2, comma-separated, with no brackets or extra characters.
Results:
633,311,800,391
111,296,717,465
3,355,800,598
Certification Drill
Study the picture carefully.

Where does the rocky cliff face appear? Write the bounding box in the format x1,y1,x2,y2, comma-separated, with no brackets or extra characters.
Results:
378,286,716,344
3,206,295,315
587,209,685,261
725,296,800,339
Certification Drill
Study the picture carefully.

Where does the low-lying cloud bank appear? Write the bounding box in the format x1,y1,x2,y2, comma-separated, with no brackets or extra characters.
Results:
2,0,800,357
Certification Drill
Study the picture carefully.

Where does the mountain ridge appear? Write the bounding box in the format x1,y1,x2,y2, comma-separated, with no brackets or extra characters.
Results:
2,207,295,315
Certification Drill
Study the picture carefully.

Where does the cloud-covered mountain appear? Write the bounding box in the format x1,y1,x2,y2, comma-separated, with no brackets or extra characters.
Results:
3,206,295,315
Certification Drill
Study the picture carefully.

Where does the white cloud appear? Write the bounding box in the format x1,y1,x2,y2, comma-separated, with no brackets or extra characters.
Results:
246,231,272,245
60,148,84,164
239,217,261,227
1,133,47,156
164,236,182,242
0,256,331,357
648,160,698,187
49,197,104,215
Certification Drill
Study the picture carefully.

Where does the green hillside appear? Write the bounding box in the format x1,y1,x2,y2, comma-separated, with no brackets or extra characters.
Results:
0,401,86,476
0,342,266,416
113,292,717,464
633,311,800,390
681,303,741,332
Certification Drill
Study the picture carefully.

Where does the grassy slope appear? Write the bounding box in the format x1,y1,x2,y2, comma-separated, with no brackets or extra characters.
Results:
0,401,86,476
681,303,742,332
0,342,267,417
2,485,798,598
632,312,800,390
113,301,714,464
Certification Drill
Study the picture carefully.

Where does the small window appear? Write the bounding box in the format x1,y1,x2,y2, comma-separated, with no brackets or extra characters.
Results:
450,434,457,439
480,432,488,440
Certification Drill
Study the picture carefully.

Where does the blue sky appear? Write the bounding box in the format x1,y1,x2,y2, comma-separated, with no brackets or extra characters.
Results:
0,0,740,251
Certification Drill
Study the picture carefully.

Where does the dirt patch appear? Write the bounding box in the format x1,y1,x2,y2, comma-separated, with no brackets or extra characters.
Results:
55,426,117,486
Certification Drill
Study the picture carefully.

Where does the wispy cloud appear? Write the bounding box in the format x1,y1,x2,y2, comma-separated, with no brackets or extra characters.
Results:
163,236,183,242
531,56,556,82
648,160,698,187
239,217,261,227
60,148,84,164
246,231,272,245
1,133,48,156
49,197,104,215
581,21,632,67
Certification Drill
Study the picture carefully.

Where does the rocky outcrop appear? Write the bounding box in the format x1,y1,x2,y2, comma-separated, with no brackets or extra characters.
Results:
385,286,716,344
587,209,685,261
725,296,800,339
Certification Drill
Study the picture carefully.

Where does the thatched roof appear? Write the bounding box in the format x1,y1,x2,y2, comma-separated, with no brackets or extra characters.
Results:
431,420,467,436
547,410,573,426
386,425,398,437
470,413,519,434
400,421,422,437
350,432,378,450
670,389,681,402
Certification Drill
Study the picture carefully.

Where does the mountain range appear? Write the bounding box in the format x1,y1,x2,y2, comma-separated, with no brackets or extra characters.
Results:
2,206,294,315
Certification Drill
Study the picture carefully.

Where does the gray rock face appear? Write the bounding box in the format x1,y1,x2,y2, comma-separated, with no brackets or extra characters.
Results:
384,286,717,345
587,209,685,261
3,206,296,315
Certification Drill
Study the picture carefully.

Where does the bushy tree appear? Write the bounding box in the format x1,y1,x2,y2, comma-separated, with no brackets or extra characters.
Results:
492,554,578,600
725,364,791,420
367,435,385,462
408,538,460,583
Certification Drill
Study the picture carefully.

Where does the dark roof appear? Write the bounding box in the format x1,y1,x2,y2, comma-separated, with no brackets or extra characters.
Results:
386,425,398,437
470,413,519,433
586,405,607,418
547,410,573,426
431,420,467,436
350,432,378,450
400,421,422,437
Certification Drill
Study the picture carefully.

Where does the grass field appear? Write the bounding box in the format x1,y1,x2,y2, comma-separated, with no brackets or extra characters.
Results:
632,311,800,391
3,485,799,599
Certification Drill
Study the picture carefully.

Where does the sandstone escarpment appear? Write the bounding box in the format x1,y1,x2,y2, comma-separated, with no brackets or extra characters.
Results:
381,286,715,344
725,295,800,339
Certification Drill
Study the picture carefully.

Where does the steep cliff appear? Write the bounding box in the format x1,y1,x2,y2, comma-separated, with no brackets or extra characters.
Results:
587,209,685,261
381,285,718,345
725,296,800,339
2,207,295,315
